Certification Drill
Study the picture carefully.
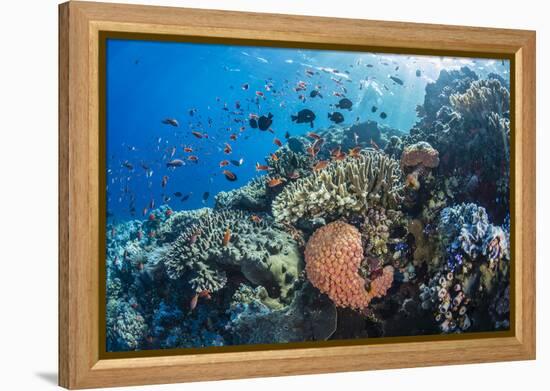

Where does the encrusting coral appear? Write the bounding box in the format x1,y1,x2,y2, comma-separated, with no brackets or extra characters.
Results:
162,209,301,299
215,176,269,212
272,151,404,224
304,221,394,310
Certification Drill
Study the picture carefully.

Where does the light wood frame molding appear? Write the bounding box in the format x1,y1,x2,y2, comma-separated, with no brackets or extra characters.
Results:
59,1,536,388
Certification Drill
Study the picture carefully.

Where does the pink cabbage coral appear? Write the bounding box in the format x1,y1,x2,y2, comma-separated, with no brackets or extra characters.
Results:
305,221,394,310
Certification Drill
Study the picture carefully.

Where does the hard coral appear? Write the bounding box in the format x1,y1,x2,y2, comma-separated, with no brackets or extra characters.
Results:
163,209,301,299
401,141,440,169
304,221,394,310
273,151,403,224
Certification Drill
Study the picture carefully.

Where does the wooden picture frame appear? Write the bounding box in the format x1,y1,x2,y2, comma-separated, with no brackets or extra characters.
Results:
58,1,536,389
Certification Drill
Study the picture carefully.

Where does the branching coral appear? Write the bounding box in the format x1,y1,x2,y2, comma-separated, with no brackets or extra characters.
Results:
272,151,404,224
304,221,394,310
450,79,510,124
163,209,301,298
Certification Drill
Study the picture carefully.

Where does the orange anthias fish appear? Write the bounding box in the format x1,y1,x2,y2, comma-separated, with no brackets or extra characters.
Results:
222,169,237,181
307,132,321,140
312,138,324,151
270,153,279,162
219,160,230,167
224,143,232,154
256,162,271,171
267,177,286,187
199,290,211,300
273,138,282,147
187,155,199,162
229,134,238,141
183,146,193,153
250,215,262,223
222,227,232,246
348,146,362,157
313,160,329,171
191,131,203,139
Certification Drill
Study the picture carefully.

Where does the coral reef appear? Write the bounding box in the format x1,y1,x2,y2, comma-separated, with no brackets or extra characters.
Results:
106,299,147,351
449,79,510,124
266,146,312,179
228,282,337,344
105,60,511,350
401,141,440,170
272,151,404,224
215,177,269,212
438,203,509,265
163,209,301,299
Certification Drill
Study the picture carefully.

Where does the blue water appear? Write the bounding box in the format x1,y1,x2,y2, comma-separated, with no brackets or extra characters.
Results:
106,39,509,220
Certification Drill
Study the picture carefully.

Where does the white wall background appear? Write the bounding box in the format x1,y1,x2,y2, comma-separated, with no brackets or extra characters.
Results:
0,0,546,389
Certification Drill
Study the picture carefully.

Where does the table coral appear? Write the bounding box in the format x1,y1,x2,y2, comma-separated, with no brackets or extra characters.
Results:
304,221,394,310
272,151,403,224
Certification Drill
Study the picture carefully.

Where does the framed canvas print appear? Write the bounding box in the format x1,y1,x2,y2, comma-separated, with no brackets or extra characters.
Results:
59,1,536,389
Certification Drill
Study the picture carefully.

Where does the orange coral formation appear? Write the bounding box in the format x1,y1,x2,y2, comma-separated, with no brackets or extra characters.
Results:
367,266,394,300
401,141,440,169
304,221,394,310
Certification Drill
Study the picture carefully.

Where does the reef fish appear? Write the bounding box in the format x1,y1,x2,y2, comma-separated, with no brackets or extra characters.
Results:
291,109,316,128
380,112,388,119
313,160,329,171
309,89,323,98
389,76,404,85
335,98,353,110
162,118,179,127
328,111,344,124
222,170,238,181
267,177,286,187
166,159,185,167
256,163,271,171
273,137,283,147
258,113,274,131
222,227,232,246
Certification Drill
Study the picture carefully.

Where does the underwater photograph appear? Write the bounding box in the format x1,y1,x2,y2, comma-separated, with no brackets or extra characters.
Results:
105,38,511,353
